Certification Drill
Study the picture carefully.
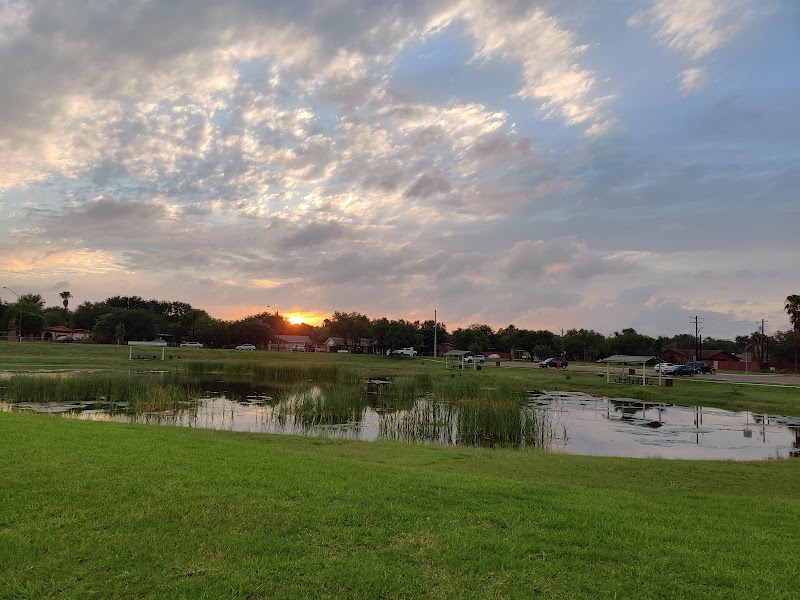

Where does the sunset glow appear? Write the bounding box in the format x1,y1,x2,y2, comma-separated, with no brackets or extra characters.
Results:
0,1,797,337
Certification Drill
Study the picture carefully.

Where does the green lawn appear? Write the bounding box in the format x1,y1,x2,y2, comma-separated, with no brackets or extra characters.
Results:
1,412,798,599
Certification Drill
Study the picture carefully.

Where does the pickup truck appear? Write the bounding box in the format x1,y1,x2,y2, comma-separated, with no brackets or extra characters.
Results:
388,347,418,356
685,361,716,374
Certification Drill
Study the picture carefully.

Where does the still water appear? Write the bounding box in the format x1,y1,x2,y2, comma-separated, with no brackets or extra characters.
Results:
3,384,799,460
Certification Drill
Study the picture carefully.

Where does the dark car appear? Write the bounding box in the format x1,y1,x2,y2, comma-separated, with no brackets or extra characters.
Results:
685,361,716,374
539,357,568,368
673,365,694,376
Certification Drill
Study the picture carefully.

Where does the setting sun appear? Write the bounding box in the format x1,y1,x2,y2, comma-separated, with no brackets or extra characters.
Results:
287,316,304,325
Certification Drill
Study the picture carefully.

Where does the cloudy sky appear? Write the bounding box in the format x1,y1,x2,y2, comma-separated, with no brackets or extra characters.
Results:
1,0,798,338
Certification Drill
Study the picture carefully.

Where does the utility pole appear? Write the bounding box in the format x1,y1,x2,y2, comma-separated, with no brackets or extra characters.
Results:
758,319,770,369
433,309,437,358
692,316,700,361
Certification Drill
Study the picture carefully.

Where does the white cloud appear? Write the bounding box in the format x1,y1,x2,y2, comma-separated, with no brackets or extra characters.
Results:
439,0,614,135
679,66,708,92
628,0,758,59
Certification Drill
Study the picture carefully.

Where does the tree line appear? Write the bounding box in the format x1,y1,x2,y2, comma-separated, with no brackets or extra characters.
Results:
2,292,798,365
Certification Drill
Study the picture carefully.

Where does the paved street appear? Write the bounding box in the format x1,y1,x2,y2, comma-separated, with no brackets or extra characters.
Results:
495,361,800,386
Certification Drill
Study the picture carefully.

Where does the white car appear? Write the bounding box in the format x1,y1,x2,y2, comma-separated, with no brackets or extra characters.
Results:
389,348,418,356
179,342,203,348
236,344,256,351
487,354,500,359
654,363,676,374
464,354,486,364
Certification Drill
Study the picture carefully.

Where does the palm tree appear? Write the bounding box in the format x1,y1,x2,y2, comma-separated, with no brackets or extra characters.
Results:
786,295,800,372
19,293,45,309
745,332,764,368
60,291,72,320
785,295,800,331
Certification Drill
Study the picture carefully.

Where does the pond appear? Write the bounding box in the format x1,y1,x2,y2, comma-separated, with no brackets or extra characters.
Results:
2,376,798,460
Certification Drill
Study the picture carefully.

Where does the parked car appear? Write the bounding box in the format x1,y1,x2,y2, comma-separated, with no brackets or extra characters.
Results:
487,354,501,359
685,361,716,374
236,344,256,351
179,342,203,348
653,363,676,374
673,365,695,376
389,347,418,356
464,354,486,364
55,335,72,343
539,357,568,368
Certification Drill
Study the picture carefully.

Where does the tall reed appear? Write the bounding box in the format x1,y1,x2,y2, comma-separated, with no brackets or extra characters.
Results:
0,374,195,412
182,360,338,382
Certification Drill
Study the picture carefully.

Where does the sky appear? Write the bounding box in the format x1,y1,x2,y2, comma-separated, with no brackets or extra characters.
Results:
1,0,798,340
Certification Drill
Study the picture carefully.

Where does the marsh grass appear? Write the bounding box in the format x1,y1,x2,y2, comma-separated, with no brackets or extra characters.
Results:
380,400,455,443
0,373,195,412
371,373,551,447
183,360,338,382
290,383,369,427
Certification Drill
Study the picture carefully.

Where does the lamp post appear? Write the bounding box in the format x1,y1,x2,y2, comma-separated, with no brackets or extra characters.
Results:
267,305,280,351
3,286,22,342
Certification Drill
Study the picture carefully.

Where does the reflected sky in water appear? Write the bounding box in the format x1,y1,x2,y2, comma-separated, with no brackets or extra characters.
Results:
4,388,799,460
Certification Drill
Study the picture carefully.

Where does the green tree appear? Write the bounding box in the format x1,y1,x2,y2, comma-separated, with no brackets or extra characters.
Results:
93,309,159,343
563,328,606,362
608,328,656,356
19,293,45,310
328,311,372,346
417,319,448,354
42,306,67,327
73,301,111,330
385,320,420,352
786,295,800,331
511,329,555,362
230,317,270,347
450,327,490,355
60,291,72,320
534,344,553,361
114,323,126,345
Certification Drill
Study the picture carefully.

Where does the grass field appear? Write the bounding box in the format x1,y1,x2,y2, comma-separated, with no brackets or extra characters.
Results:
2,340,799,417
1,411,798,599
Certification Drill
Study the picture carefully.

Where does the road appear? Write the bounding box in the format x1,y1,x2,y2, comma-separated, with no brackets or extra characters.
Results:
495,361,800,386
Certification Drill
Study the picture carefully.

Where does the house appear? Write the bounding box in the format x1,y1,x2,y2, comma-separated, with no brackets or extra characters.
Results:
277,335,314,351
437,342,457,356
660,345,740,366
43,326,92,342
323,337,378,353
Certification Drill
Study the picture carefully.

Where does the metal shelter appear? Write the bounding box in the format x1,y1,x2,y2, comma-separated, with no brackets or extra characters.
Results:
442,350,478,370
597,355,660,386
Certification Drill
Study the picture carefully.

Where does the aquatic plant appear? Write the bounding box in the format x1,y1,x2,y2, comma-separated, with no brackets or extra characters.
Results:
0,373,196,412
182,360,338,382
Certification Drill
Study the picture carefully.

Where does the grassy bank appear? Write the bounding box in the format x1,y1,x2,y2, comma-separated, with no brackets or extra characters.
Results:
2,341,800,417
1,412,798,598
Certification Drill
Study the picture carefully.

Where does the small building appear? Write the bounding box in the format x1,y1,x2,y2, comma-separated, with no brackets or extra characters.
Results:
660,346,740,367
323,337,378,353
277,334,314,351
43,326,92,342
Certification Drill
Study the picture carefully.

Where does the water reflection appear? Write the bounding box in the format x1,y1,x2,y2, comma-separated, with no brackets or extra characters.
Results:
3,385,799,460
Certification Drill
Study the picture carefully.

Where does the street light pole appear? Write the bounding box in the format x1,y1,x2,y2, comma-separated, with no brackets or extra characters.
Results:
267,305,279,351
3,286,22,342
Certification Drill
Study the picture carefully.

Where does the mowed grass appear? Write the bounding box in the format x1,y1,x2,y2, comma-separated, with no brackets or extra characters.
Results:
1,412,798,599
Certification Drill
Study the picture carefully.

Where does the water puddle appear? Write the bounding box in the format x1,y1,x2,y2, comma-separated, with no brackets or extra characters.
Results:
533,391,800,460
2,387,798,460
